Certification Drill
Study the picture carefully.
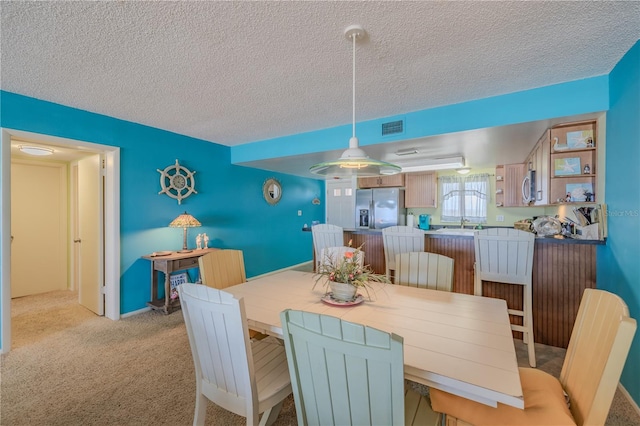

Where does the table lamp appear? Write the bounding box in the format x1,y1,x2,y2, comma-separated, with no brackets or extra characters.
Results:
169,211,201,253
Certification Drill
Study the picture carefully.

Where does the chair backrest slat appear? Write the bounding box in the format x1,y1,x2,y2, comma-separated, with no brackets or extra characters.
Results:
395,252,454,292
281,309,405,426
382,226,425,279
474,228,534,286
199,249,246,289
178,284,255,418
312,224,344,269
560,288,636,426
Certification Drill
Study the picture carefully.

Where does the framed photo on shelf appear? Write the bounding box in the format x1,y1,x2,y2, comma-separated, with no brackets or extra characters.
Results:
554,157,581,176
566,130,594,149
566,183,594,202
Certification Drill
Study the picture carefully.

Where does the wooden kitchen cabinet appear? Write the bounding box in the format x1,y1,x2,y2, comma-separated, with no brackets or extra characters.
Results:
404,171,437,208
549,120,597,204
524,129,550,206
496,163,526,207
504,163,526,206
358,173,405,188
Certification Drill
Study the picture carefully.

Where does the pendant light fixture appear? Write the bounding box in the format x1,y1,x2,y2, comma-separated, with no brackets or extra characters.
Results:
310,25,401,177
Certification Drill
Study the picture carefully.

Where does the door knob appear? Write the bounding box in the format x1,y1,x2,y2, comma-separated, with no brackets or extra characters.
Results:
74,239,82,243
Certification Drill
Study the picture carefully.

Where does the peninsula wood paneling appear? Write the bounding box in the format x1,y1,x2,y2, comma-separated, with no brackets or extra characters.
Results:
348,232,385,274
424,237,475,294
344,231,597,348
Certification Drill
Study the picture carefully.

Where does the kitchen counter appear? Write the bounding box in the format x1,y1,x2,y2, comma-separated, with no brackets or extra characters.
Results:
342,226,605,245
343,228,598,348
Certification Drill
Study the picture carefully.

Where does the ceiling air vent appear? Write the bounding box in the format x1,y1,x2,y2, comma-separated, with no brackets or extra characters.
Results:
381,120,404,136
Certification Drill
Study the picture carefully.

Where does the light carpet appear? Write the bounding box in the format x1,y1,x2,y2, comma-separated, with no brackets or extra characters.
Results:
1,290,639,425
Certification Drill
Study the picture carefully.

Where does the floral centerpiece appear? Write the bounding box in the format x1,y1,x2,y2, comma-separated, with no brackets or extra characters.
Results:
314,240,390,301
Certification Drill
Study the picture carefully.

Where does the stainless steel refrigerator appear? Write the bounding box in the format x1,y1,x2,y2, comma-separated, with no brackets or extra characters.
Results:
355,188,406,229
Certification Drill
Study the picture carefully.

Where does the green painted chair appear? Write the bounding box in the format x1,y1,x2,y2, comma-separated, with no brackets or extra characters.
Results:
280,309,438,425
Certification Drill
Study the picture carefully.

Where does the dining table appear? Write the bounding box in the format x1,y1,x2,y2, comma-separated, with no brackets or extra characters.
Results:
225,269,524,409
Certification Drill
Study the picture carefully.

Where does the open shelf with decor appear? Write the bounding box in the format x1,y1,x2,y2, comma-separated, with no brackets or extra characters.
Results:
495,165,505,207
549,120,597,204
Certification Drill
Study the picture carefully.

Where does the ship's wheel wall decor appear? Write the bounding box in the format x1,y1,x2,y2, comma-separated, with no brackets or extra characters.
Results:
157,159,197,204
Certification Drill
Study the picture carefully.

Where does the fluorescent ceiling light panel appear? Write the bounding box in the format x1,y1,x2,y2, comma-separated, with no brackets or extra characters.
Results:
395,155,465,172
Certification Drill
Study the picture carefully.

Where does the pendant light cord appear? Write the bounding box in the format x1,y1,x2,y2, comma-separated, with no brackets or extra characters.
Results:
308,25,402,176
352,31,356,139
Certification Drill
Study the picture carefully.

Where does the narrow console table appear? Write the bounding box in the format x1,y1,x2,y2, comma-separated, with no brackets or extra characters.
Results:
142,248,216,314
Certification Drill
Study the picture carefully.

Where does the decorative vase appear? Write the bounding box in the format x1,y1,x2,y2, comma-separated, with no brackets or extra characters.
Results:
329,281,357,301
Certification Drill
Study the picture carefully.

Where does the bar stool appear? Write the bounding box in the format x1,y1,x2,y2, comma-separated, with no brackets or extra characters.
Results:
311,224,344,272
382,226,425,282
474,228,536,367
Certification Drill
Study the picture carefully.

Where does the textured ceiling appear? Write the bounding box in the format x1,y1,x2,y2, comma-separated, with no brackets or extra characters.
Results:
2,1,639,174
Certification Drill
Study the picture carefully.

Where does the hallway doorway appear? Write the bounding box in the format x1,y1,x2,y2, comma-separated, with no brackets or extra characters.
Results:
1,128,120,353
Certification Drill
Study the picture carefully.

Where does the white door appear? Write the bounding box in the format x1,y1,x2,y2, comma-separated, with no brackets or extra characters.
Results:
326,178,356,229
77,155,104,315
10,160,68,297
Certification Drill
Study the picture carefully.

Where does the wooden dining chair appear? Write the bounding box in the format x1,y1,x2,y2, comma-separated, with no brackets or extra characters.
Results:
178,283,292,426
474,228,536,367
280,309,439,426
431,288,637,426
198,249,246,289
394,252,454,291
198,249,266,340
382,225,425,282
311,224,344,271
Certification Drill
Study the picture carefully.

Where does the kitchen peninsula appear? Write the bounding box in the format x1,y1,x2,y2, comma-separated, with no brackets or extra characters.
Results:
341,228,603,349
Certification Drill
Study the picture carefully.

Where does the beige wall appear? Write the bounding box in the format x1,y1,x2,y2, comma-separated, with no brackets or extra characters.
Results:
11,159,68,297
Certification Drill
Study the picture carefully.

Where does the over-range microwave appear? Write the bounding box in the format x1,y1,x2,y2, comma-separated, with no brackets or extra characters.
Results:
522,169,536,204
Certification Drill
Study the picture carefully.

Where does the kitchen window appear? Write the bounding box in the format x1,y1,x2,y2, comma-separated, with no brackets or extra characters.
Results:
440,173,489,223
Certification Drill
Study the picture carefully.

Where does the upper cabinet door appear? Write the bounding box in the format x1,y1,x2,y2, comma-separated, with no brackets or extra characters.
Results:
504,163,526,207
358,174,405,188
405,172,437,208
535,129,550,206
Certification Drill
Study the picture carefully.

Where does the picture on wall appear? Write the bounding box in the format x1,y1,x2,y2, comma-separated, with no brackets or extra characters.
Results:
566,183,594,202
554,157,581,176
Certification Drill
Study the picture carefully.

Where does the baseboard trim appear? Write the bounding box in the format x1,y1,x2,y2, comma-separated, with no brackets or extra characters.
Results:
618,382,640,418
248,261,313,281
120,306,151,318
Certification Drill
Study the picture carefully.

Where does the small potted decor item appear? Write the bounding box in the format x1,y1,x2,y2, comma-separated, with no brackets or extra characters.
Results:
314,240,390,302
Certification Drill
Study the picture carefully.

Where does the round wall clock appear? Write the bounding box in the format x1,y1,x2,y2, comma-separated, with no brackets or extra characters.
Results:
157,159,197,204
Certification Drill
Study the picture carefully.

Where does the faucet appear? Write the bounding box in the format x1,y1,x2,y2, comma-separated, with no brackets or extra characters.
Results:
460,218,469,229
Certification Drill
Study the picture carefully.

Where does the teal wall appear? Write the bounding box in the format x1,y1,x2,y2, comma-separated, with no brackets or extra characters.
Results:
0,91,325,319
598,40,640,406
232,76,609,164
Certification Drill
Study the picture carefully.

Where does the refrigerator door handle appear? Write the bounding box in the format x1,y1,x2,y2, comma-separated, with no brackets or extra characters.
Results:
369,200,374,229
